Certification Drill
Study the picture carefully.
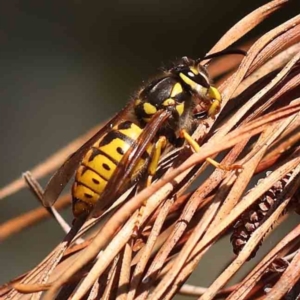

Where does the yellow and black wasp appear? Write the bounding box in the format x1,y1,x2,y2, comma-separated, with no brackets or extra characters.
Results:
41,50,245,220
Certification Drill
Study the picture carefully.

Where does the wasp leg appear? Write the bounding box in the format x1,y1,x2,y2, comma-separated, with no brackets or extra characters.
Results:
132,136,167,238
180,129,242,171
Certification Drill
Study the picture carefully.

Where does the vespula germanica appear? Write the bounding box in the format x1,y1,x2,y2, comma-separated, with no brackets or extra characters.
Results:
42,52,244,220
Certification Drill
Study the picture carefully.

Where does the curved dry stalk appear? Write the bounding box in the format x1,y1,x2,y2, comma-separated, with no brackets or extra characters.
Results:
228,218,300,298
0,124,101,202
207,0,289,55
3,3,300,300
199,167,300,300
0,194,70,242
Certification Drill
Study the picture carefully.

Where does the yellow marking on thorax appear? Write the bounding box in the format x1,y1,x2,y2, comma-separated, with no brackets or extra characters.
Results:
162,98,175,106
189,66,199,74
176,103,184,116
170,83,183,97
143,102,157,115
76,166,107,194
83,150,117,181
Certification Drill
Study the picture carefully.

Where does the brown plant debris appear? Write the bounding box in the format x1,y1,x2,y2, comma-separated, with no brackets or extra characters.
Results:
1,1,300,300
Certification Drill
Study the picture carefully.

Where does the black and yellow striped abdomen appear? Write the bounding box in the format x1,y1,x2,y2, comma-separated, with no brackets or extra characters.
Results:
72,121,153,217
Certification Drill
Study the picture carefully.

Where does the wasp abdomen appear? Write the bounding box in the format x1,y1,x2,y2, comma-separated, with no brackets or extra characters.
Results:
72,121,152,217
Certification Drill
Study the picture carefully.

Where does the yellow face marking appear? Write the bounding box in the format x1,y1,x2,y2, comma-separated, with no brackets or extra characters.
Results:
176,103,184,116
83,150,117,181
208,86,222,101
207,86,222,116
98,138,130,162
170,83,183,97
135,99,142,106
143,102,157,115
72,183,99,205
179,73,198,90
162,98,176,106
189,66,199,75
180,73,208,96
76,166,107,194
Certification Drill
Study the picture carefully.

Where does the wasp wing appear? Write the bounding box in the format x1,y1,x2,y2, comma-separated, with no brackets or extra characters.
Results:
42,101,134,207
92,109,172,217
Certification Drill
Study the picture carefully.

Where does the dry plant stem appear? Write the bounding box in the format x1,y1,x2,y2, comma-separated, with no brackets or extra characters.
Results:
0,124,100,201
102,255,120,300
43,101,300,300
236,42,300,97
8,218,85,299
87,279,100,300
217,14,300,113
0,194,70,242
260,116,300,167
199,168,300,300
179,283,238,298
246,23,300,77
149,118,292,300
138,150,241,299
23,171,71,234
148,184,226,300
227,172,300,300
70,212,137,300
206,0,288,56
163,154,300,300
116,242,132,300
127,198,173,300
266,253,300,299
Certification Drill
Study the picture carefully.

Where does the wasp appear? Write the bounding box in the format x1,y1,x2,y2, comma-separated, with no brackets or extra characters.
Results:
41,51,245,219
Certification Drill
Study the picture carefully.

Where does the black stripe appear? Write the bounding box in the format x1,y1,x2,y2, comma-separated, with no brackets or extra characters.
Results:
74,181,101,196
80,164,109,183
89,147,119,165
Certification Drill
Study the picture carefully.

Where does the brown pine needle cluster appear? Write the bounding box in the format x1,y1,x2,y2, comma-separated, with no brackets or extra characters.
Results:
1,0,300,299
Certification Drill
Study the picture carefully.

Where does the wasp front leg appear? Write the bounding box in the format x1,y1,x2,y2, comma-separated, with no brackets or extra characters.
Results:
180,129,242,171
133,136,167,237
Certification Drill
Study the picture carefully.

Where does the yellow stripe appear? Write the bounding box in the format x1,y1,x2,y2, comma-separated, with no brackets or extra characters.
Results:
76,166,107,194
72,183,99,205
179,73,198,90
170,83,183,97
98,137,131,162
162,98,175,106
143,102,157,115
83,150,117,181
118,123,143,140
189,66,199,74
176,103,184,116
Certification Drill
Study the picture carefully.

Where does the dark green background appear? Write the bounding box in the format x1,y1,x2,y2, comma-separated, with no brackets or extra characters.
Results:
0,1,298,298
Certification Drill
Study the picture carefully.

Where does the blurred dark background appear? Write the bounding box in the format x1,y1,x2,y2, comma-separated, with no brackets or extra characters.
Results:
0,0,299,297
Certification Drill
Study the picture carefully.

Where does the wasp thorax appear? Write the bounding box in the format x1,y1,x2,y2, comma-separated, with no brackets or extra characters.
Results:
134,76,189,124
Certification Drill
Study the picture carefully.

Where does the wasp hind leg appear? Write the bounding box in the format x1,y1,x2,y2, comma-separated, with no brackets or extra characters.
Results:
132,136,167,239
180,129,242,171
